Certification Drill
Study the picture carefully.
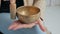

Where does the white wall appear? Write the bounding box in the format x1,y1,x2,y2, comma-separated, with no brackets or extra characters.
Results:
46,0,60,6
46,0,51,6
44,6,60,34
51,0,60,6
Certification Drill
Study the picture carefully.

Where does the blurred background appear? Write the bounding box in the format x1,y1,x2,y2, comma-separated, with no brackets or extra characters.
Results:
45,0,60,34
0,0,60,34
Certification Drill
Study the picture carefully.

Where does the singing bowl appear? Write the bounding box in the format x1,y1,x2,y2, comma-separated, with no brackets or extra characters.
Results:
17,6,41,24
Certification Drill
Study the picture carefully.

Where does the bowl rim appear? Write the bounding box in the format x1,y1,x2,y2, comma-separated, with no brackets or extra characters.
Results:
16,6,40,16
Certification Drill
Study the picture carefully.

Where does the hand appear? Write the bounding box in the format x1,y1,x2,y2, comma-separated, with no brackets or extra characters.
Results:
8,20,37,30
8,19,46,32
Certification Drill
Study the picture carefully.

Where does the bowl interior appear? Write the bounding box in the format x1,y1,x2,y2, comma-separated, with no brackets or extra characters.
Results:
17,6,40,16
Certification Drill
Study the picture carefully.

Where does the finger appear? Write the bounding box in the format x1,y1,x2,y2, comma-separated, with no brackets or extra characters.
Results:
8,21,19,30
13,23,36,30
23,21,37,28
13,24,24,30
13,21,37,30
37,19,46,32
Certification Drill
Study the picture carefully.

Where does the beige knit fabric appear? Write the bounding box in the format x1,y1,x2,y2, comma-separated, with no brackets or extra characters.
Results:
24,0,46,19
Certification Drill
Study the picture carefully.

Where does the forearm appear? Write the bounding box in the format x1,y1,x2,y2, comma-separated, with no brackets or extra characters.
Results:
10,0,16,19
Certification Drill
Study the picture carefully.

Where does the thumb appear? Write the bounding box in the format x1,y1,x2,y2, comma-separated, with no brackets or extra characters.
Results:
37,19,46,32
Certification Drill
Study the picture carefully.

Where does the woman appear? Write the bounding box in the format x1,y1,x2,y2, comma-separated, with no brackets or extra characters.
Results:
9,0,46,32
1,0,46,34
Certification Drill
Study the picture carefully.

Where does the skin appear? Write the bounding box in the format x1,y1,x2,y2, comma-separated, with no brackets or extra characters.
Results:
8,18,46,32
8,0,46,32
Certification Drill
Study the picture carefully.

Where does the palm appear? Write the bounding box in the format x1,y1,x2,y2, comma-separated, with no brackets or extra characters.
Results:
8,19,46,32
8,20,37,30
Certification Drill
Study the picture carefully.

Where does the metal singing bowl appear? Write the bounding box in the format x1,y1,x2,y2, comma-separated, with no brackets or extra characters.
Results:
17,6,40,24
